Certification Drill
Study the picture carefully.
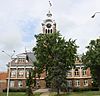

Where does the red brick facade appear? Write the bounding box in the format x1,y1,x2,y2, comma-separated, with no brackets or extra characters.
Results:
0,72,7,92
66,60,92,88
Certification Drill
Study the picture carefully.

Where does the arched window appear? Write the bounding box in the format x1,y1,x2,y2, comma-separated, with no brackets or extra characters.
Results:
74,69,79,76
51,29,52,33
46,29,47,33
48,29,50,33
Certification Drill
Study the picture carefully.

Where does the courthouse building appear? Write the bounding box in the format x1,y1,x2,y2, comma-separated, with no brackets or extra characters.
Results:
67,57,92,88
7,52,46,89
6,10,92,89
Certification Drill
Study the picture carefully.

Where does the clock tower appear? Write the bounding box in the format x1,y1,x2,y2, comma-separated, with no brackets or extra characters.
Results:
42,10,56,34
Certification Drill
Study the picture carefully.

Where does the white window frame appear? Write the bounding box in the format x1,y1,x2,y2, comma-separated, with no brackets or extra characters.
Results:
18,80,22,88
82,69,86,76
84,80,88,86
67,80,72,87
74,69,79,76
75,80,80,87
18,70,24,77
26,71,29,78
11,70,16,77
10,80,14,87
67,71,72,77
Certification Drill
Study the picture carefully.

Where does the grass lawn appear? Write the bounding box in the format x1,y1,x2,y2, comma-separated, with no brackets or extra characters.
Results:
0,91,100,96
49,91,100,96
0,92,26,96
0,92,41,96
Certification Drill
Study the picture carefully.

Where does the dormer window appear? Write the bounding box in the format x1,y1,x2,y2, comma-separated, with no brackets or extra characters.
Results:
18,58,25,63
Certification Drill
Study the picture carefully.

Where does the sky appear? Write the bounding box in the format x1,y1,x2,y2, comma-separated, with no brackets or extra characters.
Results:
0,0,100,71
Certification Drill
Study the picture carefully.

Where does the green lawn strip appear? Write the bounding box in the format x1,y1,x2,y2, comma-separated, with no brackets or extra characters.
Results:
33,92,41,96
49,91,100,96
0,92,41,96
0,92,26,96
1,91,100,96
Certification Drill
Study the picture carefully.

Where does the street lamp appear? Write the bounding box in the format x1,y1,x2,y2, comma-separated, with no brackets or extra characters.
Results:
91,12,100,18
2,50,15,96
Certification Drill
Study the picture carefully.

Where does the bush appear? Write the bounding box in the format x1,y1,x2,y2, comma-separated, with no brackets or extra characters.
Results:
3,88,26,92
73,87,99,92
91,87,99,91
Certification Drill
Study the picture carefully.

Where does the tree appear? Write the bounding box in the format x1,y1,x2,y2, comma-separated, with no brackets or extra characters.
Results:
82,38,100,88
33,32,77,95
26,69,34,96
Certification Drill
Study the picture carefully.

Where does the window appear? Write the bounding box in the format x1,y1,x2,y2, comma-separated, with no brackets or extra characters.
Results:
75,80,80,87
48,29,50,33
18,80,22,88
18,70,24,77
36,80,40,88
11,70,16,77
51,29,52,33
46,29,47,33
10,80,14,87
67,80,72,87
26,71,29,78
84,80,88,86
67,72,72,77
82,69,86,76
18,58,25,63
74,69,79,76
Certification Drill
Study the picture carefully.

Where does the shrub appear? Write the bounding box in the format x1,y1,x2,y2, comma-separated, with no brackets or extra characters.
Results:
91,87,99,91
3,88,26,92
73,87,99,92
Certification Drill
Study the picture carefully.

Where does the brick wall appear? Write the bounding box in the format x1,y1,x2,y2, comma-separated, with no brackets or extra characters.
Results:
0,72,7,92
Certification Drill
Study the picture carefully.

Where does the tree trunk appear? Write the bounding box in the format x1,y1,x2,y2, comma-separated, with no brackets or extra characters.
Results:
57,87,60,96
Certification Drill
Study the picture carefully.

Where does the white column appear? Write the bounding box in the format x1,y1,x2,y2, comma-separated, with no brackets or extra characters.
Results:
72,68,74,77
16,67,18,78
24,67,26,78
79,67,82,77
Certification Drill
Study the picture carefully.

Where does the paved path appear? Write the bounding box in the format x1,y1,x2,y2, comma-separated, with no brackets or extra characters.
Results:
40,92,50,96
34,88,50,96
34,88,49,93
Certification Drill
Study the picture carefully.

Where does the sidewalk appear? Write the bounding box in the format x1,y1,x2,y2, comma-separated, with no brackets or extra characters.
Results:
34,88,50,96
40,92,50,96
34,88,49,93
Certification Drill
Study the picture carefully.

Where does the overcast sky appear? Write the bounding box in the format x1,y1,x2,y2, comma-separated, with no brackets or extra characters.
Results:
0,0,100,71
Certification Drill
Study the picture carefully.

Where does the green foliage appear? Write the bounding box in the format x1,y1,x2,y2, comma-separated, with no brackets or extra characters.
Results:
33,32,77,95
82,38,100,87
49,91,100,96
3,88,26,92
73,87,99,92
26,69,34,96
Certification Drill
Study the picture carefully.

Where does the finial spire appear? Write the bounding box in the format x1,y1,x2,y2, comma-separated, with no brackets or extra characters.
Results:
49,1,52,7
47,10,52,17
47,1,52,18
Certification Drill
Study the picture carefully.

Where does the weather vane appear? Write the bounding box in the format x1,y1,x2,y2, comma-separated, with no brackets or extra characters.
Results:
49,1,52,7
46,1,53,17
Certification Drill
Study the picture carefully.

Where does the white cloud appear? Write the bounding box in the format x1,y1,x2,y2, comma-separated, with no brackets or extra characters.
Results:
0,0,100,71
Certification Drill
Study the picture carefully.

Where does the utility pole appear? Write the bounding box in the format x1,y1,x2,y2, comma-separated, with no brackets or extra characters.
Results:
2,50,15,96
